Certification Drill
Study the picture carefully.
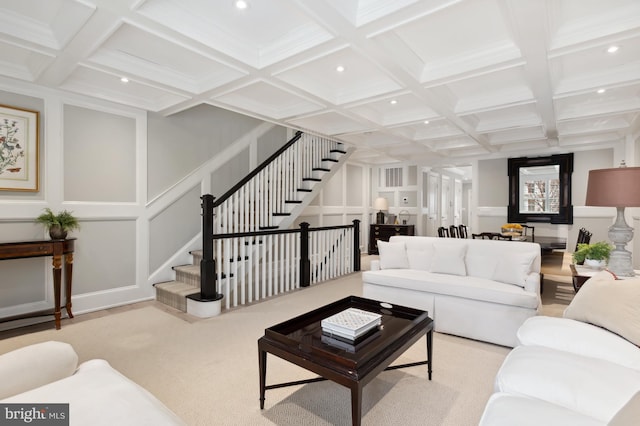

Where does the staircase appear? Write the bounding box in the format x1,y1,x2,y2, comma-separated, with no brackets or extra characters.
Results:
155,132,353,312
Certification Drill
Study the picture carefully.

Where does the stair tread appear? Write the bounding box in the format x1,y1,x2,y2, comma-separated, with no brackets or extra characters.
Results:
155,281,200,294
173,264,200,273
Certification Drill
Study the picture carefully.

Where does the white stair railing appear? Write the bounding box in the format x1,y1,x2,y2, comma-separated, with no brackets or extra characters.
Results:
211,222,359,310
213,132,346,233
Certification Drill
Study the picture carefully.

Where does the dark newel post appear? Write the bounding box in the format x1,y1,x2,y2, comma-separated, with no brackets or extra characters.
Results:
352,219,361,271
299,222,311,287
189,194,223,302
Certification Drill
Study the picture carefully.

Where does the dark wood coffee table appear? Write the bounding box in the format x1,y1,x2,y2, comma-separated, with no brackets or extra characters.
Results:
258,295,433,426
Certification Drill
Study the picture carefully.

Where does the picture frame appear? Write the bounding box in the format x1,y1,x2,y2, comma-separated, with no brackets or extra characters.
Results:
0,104,39,192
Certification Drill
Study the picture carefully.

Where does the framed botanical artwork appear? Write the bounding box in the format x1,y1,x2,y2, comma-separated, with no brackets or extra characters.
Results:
0,104,39,191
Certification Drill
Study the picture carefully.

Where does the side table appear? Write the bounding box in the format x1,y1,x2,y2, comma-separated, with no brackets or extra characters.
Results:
368,224,415,255
0,238,76,329
569,264,640,292
569,264,594,293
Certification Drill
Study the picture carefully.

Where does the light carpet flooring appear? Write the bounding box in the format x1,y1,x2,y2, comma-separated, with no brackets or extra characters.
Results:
0,253,575,425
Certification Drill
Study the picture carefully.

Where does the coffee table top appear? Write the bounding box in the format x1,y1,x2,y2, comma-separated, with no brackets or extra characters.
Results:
261,295,432,374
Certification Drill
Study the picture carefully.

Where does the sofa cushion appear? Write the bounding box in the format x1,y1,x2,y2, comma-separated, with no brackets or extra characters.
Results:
431,242,467,276
377,240,409,269
465,254,498,280
479,392,605,426
492,253,537,288
406,244,434,271
563,276,640,346
2,359,185,425
494,345,640,422
0,341,78,400
517,316,640,370
361,269,538,309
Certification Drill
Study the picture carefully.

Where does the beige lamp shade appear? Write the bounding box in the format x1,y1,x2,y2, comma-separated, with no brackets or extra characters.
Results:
374,197,389,211
585,167,640,207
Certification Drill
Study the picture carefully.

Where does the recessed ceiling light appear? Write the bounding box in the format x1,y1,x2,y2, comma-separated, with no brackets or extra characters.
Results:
597,88,606,94
120,77,129,83
607,45,619,54
423,120,430,124
336,65,345,73
390,100,397,105
235,0,248,9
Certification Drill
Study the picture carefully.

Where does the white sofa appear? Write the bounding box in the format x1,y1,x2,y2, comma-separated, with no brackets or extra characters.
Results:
0,341,184,425
480,273,640,425
362,236,541,347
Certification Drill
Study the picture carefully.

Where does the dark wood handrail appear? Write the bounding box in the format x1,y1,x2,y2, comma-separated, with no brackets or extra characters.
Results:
213,130,303,207
211,222,355,240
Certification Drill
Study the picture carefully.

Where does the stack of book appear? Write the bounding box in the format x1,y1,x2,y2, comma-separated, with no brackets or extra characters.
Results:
321,308,382,352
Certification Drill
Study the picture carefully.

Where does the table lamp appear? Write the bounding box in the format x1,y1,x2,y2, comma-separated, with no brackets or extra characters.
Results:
374,197,388,224
585,162,640,277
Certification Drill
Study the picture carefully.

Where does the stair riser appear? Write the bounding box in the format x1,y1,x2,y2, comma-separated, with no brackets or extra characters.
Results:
174,269,201,288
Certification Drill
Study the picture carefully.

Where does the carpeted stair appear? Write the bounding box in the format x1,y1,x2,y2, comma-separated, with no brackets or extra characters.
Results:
154,250,203,312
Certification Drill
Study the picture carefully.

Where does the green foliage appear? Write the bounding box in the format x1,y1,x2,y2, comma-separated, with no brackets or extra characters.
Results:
35,208,80,232
572,241,612,263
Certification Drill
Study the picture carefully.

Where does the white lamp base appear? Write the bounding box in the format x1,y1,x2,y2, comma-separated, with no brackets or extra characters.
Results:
607,207,635,277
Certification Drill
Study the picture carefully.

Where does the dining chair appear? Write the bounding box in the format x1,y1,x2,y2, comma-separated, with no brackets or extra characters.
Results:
437,227,450,238
575,227,593,251
449,225,460,238
458,224,469,239
520,224,535,242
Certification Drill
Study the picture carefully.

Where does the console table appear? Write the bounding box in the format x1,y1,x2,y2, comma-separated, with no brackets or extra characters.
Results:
369,224,415,255
0,238,76,329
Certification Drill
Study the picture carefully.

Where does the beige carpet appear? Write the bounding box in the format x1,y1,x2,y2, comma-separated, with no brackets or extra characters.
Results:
0,254,575,425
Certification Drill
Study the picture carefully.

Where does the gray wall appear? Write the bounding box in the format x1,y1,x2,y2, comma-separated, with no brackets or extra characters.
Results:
257,126,288,164
147,104,262,199
149,186,201,272
478,158,508,207
210,148,250,198
0,87,290,322
64,105,136,202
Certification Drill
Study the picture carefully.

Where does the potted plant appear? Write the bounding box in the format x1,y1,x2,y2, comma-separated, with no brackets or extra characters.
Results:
572,241,612,268
35,208,80,240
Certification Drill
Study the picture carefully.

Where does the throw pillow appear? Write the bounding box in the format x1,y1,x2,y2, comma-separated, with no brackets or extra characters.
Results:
465,254,498,280
406,245,434,271
492,253,536,288
377,241,409,269
563,276,640,346
430,243,467,276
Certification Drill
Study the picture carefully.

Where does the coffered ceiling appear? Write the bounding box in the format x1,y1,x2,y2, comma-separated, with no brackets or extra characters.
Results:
1,0,639,165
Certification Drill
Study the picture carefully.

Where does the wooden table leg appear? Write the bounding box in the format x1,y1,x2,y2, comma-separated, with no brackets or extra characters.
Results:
426,328,433,380
259,348,267,409
350,383,362,426
52,250,63,330
64,253,74,318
